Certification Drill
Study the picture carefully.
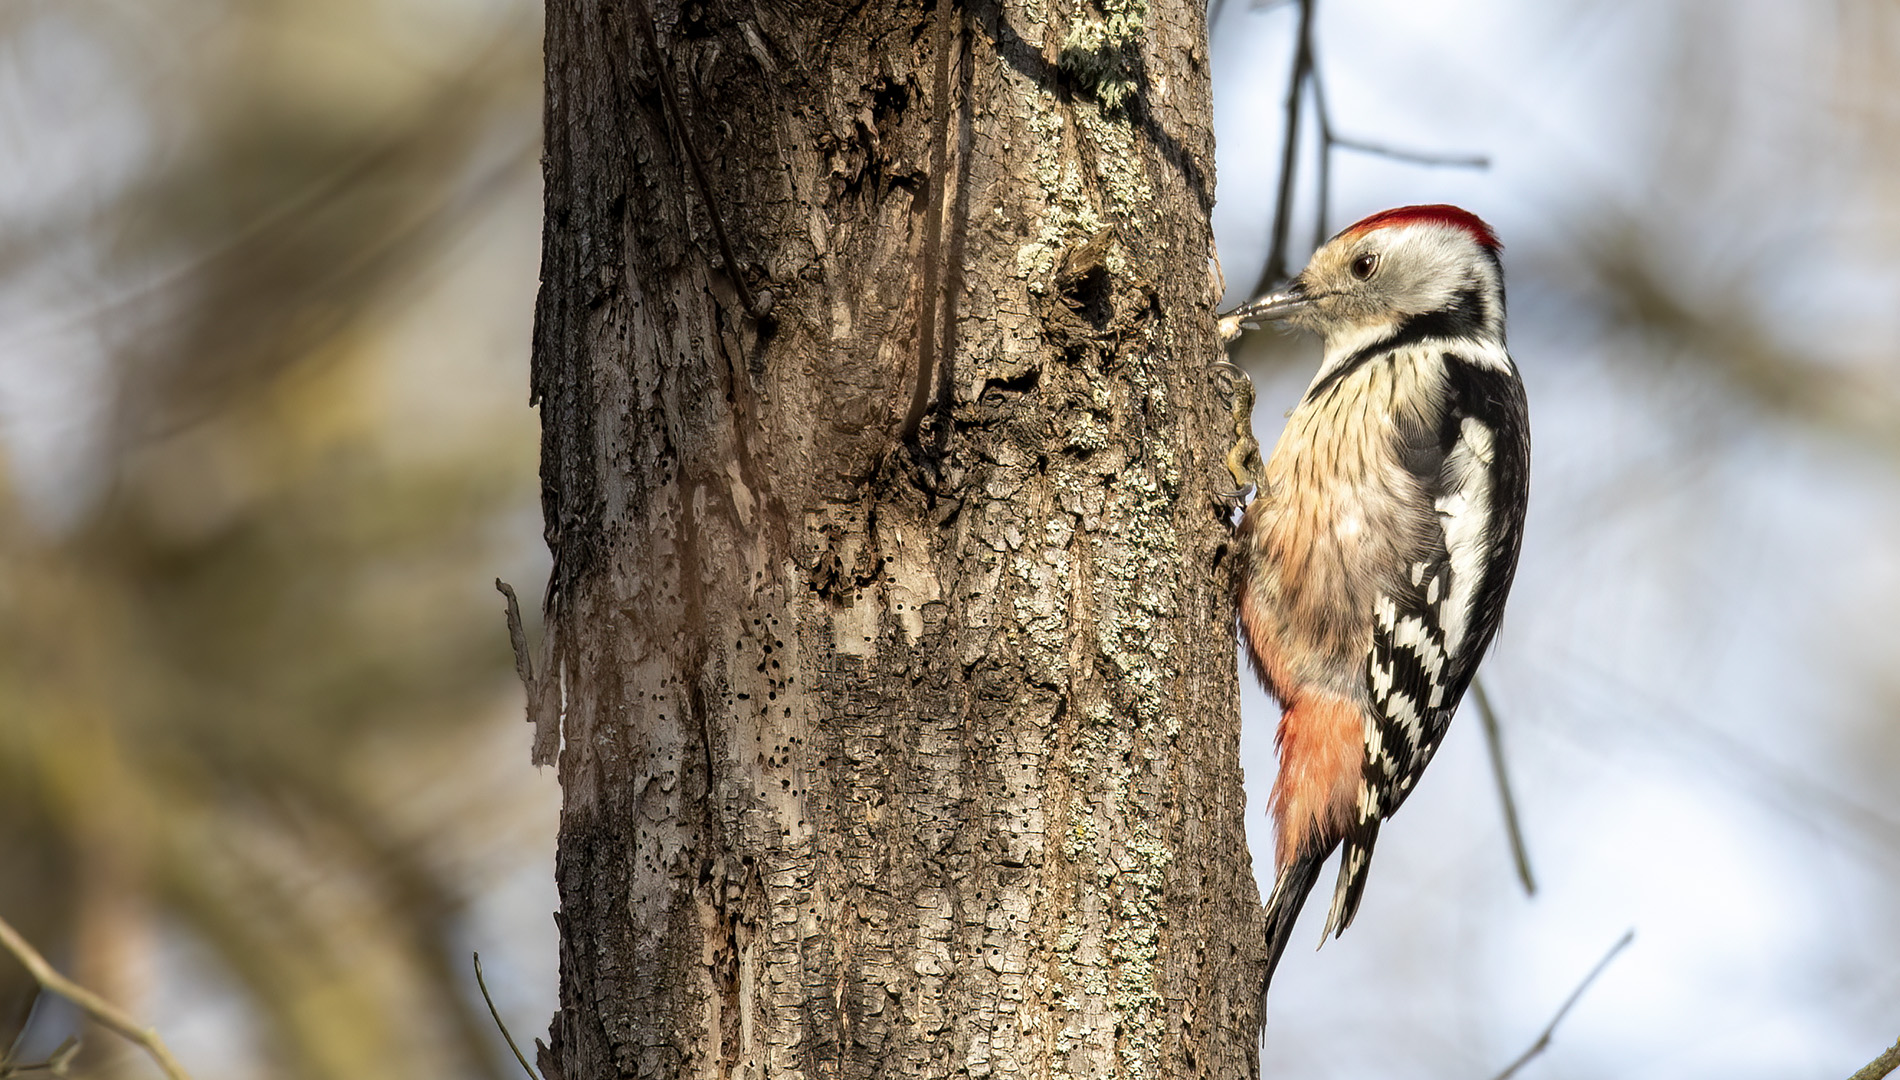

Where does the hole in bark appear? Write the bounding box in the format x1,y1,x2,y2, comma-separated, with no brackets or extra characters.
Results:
1058,264,1114,328
871,77,910,120
980,367,1040,404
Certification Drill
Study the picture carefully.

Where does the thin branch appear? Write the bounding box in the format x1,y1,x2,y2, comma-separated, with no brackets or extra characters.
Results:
1330,135,1489,169
1849,1036,1900,1080
0,913,194,1080
1254,0,1316,297
1,989,36,1073
1308,65,1333,253
472,953,542,1080
1473,677,1537,896
1304,54,1486,252
1489,929,1635,1080
0,1035,80,1078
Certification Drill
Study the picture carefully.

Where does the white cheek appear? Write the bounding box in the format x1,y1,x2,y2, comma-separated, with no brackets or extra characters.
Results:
1336,513,1363,539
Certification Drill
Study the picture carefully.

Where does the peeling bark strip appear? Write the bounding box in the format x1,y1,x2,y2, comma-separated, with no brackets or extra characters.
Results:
530,1,1261,1077
499,579,563,765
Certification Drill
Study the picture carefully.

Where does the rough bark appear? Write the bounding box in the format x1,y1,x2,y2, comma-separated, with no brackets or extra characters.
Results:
530,1,1261,1077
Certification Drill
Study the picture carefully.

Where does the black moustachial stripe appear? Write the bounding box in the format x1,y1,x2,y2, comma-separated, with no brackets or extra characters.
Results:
1304,284,1490,404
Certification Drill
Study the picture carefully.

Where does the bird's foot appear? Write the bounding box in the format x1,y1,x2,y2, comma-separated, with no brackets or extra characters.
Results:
1210,359,1264,505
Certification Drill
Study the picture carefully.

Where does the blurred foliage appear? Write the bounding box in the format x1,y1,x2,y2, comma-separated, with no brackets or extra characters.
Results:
1554,0,1900,460
0,1,544,1078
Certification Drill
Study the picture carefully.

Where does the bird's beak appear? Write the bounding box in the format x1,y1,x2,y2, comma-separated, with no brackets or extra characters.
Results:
1231,281,1313,324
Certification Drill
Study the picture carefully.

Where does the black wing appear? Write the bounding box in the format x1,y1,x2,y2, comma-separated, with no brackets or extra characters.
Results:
1325,350,1530,938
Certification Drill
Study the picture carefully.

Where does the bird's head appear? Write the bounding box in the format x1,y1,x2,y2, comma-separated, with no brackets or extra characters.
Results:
1234,205,1505,348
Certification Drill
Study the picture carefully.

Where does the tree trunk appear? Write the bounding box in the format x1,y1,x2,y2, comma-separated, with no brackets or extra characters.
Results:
529,1,1261,1076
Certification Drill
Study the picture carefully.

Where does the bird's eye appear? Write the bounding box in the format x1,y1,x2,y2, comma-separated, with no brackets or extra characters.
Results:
1350,252,1379,280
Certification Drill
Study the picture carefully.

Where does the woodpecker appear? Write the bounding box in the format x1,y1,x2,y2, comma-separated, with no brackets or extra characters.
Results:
1224,205,1530,1019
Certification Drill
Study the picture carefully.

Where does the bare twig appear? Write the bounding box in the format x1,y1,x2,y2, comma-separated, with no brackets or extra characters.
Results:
1330,135,1489,169
0,914,194,1080
473,953,542,1080
0,1034,80,1078
1302,48,1487,253
1490,929,1635,1080
1308,65,1334,253
1849,1036,1900,1080
1473,677,1537,896
1255,0,1316,297
0,993,33,1075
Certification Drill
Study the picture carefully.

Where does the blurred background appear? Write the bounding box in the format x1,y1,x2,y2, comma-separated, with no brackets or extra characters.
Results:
0,0,1895,1077
0,1,553,1077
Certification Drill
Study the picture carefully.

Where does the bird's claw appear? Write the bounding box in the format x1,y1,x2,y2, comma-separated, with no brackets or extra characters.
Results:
1208,357,1249,384
1211,481,1257,512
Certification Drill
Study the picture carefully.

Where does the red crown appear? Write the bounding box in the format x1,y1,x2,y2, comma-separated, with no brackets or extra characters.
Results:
1340,204,1500,250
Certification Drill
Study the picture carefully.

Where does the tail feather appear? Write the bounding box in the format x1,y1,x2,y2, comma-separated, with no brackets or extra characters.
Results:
1259,848,1330,1028
1322,823,1381,940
